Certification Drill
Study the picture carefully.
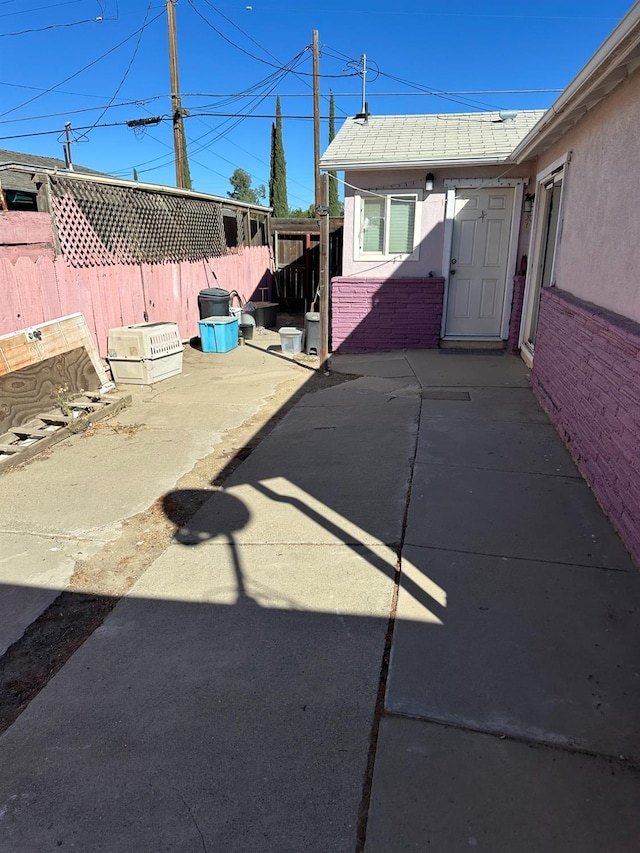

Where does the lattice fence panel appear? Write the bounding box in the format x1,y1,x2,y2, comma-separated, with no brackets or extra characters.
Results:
49,177,235,268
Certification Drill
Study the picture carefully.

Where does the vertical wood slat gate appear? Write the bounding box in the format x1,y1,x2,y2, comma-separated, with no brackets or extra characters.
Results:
272,218,343,311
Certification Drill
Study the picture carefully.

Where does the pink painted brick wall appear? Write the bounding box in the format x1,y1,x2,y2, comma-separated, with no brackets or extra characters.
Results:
507,275,526,354
331,277,445,353
532,287,640,566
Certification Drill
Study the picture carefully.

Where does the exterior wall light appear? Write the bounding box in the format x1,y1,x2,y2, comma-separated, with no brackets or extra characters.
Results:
425,173,435,192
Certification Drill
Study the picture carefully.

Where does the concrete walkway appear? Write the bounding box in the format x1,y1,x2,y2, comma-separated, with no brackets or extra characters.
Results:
0,349,639,851
339,351,640,852
0,335,310,658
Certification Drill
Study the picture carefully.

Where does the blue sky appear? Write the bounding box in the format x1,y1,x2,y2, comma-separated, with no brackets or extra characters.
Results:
0,1,633,209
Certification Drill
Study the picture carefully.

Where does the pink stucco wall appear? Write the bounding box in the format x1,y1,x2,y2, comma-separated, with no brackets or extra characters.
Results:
0,212,274,359
342,164,536,281
342,170,443,280
533,66,640,323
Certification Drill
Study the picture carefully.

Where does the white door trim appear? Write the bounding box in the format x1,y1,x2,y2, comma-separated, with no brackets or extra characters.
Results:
440,179,527,340
501,181,525,339
439,188,457,338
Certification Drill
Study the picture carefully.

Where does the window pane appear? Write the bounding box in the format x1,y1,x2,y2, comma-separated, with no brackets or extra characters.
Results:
388,197,415,254
362,198,385,253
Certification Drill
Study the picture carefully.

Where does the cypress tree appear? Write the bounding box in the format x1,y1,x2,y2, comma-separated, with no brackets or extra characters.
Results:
269,96,288,217
328,91,341,217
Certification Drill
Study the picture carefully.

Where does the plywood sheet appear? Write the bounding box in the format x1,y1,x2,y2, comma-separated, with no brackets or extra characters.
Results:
0,313,107,383
0,347,101,433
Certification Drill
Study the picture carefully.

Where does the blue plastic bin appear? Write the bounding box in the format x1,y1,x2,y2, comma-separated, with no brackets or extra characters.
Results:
198,317,239,353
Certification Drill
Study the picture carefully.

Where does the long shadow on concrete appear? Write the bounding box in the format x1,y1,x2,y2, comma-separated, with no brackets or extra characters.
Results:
1,350,640,852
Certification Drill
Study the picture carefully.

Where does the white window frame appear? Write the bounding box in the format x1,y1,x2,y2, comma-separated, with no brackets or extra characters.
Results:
519,152,571,360
353,189,422,262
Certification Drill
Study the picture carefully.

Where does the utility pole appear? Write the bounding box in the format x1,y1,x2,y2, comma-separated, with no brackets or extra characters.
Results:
312,30,321,213
318,172,330,370
63,121,74,170
167,0,188,188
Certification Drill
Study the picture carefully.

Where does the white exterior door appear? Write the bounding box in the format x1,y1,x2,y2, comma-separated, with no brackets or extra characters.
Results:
444,187,514,337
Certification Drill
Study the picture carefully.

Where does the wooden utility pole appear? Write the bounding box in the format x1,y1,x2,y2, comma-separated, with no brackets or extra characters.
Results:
167,0,187,188
312,30,321,213
318,172,330,369
63,122,73,170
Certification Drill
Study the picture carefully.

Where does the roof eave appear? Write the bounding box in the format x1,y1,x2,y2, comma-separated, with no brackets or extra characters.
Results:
320,156,514,172
512,4,640,162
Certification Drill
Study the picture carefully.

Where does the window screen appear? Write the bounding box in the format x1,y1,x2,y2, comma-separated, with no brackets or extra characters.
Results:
362,197,385,253
389,196,415,254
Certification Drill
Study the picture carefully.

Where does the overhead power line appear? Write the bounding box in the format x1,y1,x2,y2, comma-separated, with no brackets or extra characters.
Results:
1,104,538,142
187,1,357,78
0,0,84,18
0,8,165,119
0,16,102,37
84,2,154,138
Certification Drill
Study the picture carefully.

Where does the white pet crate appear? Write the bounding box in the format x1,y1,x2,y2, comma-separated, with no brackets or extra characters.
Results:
107,322,183,385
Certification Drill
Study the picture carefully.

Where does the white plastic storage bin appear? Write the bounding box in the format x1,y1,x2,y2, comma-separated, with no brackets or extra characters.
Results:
107,322,183,385
278,326,303,355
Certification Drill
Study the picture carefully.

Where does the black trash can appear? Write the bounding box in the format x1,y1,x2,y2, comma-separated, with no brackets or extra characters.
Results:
198,287,230,319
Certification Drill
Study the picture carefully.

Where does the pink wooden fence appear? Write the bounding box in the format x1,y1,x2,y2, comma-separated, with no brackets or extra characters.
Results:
0,212,274,360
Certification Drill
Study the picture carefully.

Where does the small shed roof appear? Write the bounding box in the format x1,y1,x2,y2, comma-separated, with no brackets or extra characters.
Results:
320,110,545,171
0,147,106,193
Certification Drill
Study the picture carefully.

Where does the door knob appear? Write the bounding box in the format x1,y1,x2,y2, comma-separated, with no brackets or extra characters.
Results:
449,269,456,275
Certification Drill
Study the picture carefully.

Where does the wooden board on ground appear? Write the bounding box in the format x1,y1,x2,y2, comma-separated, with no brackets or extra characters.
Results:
0,313,108,384
0,391,131,472
0,347,101,434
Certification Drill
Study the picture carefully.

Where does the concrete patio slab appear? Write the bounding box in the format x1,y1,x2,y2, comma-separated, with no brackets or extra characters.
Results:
330,351,415,378
0,343,310,660
297,376,420,407
387,545,640,759
0,533,89,656
405,463,635,569
406,348,531,387
0,543,394,853
174,387,419,547
420,385,550,422
365,716,640,852
418,417,582,477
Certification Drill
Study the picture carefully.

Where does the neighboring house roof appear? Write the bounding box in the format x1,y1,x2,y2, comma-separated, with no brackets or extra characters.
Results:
0,147,107,193
319,110,545,171
0,147,105,175
512,2,640,161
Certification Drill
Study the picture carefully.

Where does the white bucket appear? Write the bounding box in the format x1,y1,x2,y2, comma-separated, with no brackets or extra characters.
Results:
279,327,303,355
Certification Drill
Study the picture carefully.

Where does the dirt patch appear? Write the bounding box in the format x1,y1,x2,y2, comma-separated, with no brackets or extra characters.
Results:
0,368,358,735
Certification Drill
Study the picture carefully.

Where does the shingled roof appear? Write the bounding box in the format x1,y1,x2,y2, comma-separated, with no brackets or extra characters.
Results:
0,147,105,174
0,147,107,193
320,110,545,171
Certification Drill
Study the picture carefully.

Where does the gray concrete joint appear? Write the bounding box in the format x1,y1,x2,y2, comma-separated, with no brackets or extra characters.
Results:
402,543,632,574
382,709,640,773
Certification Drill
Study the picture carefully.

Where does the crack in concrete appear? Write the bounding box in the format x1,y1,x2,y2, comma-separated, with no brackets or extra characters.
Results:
403,542,633,574
0,528,117,543
176,790,209,853
383,709,640,773
356,362,424,853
